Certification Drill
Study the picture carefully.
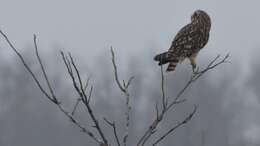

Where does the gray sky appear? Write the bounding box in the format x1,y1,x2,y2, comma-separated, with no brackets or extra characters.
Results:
0,0,259,59
0,0,260,146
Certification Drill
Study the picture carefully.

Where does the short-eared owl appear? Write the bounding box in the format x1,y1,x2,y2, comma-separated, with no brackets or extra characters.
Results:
154,10,211,72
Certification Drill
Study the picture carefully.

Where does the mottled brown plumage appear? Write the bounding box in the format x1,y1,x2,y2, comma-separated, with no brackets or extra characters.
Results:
154,10,211,72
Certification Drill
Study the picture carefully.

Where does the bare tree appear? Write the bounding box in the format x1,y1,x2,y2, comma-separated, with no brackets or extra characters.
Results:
0,30,229,146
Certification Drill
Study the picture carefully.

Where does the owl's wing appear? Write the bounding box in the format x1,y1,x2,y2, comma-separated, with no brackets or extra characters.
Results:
173,24,193,42
169,23,201,53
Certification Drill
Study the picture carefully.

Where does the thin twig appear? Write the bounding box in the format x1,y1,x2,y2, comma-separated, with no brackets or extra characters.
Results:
0,30,102,144
87,85,93,104
84,77,91,92
152,106,197,146
33,35,58,104
2,28,230,146
137,54,230,146
155,102,159,120
125,76,134,89
60,51,83,99
62,51,108,145
110,47,125,92
160,65,166,110
69,53,85,96
72,98,81,116
103,118,121,146
0,30,56,103
167,54,230,111
110,47,132,146
62,52,108,145
137,64,167,146
57,104,101,144
123,93,131,146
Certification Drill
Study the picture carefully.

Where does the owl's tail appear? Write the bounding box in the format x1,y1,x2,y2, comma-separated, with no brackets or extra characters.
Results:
154,52,170,65
166,61,178,72
154,52,179,72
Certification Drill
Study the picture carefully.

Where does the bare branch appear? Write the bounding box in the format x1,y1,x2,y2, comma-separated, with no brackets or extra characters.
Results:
152,106,197,146
160,65,166,110
125,76,134,89
137,54,230,146
110,47,132,146
69,53,85,97
62,52,108,145
57,104,101,144
72,98,81,116
0,30,103,144
167,54,230,111
103,118,121,146
155,102,159,121
61,51,109,144
110,47,125,92
84,77,91,92
192,54,230,81
2,28,229,146
137,65,168,146
87,85,93,104
33,35,59,103
60,51,83,99
0,30,57,103
69,55,92,98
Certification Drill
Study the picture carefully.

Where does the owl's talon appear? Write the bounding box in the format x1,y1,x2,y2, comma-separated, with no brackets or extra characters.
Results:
192,64,199,74
192,64,196,70
192,68,195,73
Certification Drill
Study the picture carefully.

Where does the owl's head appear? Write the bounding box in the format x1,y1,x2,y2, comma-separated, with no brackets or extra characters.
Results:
191,10,211,31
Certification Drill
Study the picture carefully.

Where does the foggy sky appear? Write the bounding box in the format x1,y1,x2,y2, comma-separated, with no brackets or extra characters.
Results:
0,0,260,146
0,47,259,146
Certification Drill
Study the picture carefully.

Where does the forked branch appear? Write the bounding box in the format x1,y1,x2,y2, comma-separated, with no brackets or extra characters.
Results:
152,105,197,146
1,29,229,146
60,51,108,145
0,30,106,145
111,47,133,146
137,54,230,146
0,30,57,104
103,117,121,146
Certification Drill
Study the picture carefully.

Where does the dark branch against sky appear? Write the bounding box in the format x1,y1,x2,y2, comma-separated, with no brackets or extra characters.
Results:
0,0,260,145
0,46,259,146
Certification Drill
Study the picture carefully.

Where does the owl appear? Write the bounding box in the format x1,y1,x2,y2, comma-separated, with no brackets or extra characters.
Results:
154,10,211,72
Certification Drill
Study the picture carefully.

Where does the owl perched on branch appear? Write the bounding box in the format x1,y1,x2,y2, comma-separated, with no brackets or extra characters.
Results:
154,10,211,72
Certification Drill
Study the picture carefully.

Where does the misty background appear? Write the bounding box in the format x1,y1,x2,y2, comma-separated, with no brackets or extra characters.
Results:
0,0,260,146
